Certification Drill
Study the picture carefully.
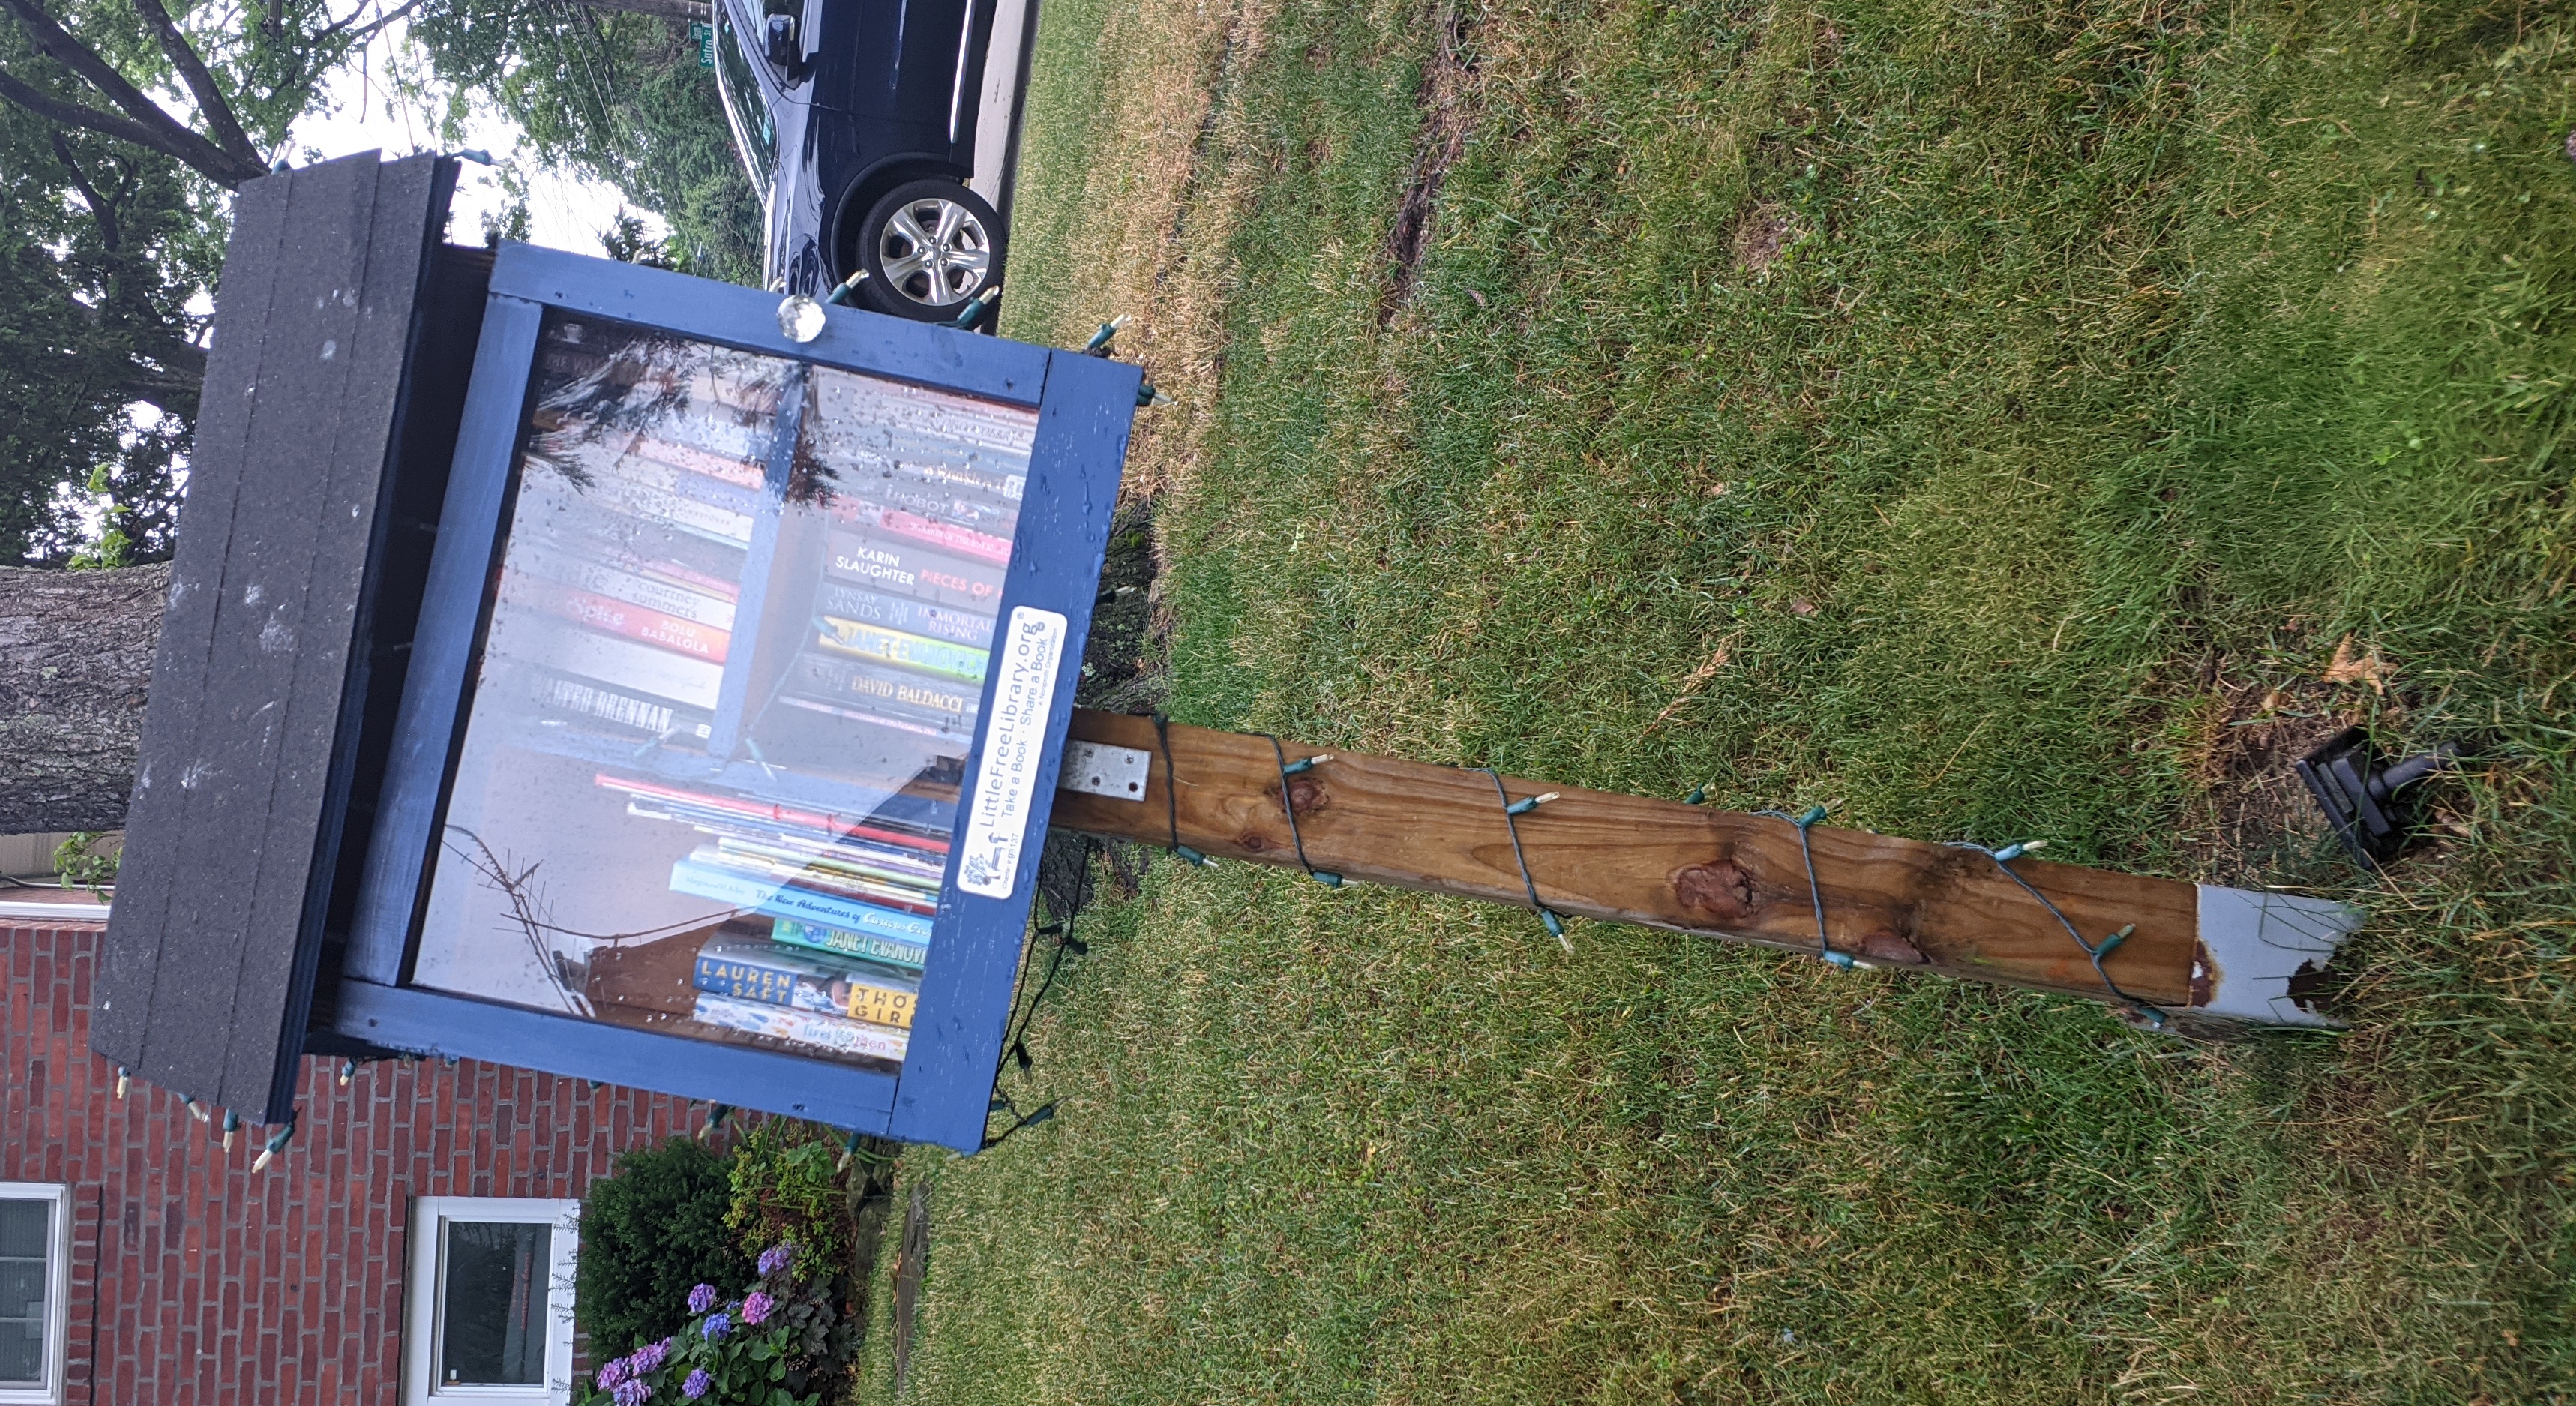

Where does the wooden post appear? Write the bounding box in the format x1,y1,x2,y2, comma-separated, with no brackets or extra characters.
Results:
1049,711,2360,1028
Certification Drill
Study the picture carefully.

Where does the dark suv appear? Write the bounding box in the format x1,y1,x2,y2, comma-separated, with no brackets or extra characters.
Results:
712,0,1037,320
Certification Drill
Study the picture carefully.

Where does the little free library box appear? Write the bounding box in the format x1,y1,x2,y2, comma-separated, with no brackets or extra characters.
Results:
93,151,1139,1153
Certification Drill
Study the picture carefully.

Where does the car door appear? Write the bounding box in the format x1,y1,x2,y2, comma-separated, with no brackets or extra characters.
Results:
714,0,804,193
809,0,974,136
718,0,832,289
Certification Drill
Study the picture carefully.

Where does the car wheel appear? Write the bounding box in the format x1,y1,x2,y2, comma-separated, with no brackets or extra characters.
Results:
853,180,1003,321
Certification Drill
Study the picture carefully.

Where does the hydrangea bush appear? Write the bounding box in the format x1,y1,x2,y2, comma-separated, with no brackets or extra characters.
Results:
577,1241,847,1406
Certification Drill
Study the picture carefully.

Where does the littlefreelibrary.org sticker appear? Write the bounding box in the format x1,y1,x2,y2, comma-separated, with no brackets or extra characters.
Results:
955,606,1067,899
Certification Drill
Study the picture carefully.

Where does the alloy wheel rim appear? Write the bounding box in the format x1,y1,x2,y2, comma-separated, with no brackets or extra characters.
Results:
877,197,992,307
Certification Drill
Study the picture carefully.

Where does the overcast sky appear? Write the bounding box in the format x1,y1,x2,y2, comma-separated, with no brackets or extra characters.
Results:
43,29,678,559
284,23,670,255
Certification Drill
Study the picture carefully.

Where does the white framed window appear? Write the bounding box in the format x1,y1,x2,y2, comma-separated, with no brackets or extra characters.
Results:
403,1198,581,1406
0,1182,70,1406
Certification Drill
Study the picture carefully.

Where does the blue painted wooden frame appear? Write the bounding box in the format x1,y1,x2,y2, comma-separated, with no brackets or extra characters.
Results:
333,242,1138,1152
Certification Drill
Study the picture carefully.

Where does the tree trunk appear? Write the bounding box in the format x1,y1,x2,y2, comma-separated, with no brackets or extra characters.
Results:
0,564,165,833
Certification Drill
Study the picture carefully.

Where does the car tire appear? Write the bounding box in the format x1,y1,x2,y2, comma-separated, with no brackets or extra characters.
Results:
852,179,1004,322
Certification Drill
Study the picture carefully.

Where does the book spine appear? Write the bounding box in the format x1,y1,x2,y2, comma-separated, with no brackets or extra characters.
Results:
538,673,713,740
691,993,910,1061
538,514,745,600
824,383,1035,458
592,477,755,544
790,652,979,729
690,955,920,1028
632,434,767,489
594,454,766,517
553,587,730,664
815,618,988,684
694,846,937,914
622,790,955,871
825,529,1005,608
849,451,1026,504
856,480,1018,535
832,500,1012,565
558,560,736,628
634,556,742,603
715,836,945,894
884,507,1012,565
916,460,1024,502
769,917,928,971
593,774,951,857
814,582,994,649
844,982,918,1030
774,694,974,748
668,858,937,943
518,470,754,557
556,629,724,709
694,953,835,1012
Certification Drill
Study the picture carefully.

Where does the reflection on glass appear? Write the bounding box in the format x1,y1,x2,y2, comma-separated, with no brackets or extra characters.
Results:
0,1198,46,1384
439,1221,551,1387
412,315,1033,1070
712,4,778,202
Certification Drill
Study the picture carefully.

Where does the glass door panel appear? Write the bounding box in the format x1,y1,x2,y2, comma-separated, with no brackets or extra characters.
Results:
410,314,1036,1071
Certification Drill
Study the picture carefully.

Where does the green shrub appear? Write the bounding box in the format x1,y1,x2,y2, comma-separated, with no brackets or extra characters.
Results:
725,1122,854,1283
577,1240,847,1406
577,1138,751,1356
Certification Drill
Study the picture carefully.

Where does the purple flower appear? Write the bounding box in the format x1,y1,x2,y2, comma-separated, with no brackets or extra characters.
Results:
741,1291,775,1325
597,1357,629,1390
757,1242,794,1276
681,1369,712,1401
631,1339,671,1372
611,1380,651,1406
685,1282,718,1315
700,1311,730,1342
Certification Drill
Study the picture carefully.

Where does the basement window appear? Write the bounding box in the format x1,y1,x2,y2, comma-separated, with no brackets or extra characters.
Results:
0,1183,68,1406
403,1198,581,1405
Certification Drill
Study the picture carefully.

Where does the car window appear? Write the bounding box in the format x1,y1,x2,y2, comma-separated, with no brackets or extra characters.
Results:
713,2,777,202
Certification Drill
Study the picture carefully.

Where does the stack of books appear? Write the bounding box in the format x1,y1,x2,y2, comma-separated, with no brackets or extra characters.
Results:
594,775,947,1063
688,925,922,1063
497,331,779,739
761,377,1026,759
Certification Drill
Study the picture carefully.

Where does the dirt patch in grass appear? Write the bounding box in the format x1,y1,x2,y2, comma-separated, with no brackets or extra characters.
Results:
1735,200,1793,272
1077,496,1168,713
838,1149,898,1357
2176,676,2353,884
889,1182,929,1393
1378,1,1477,320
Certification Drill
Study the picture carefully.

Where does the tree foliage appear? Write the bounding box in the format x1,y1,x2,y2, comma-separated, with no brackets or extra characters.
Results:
0,0,763,564
0,0,424,562
409,0,764,284
0,127,199,563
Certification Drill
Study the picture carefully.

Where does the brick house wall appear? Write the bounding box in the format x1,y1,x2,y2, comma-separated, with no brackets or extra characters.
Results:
1,918,707,1404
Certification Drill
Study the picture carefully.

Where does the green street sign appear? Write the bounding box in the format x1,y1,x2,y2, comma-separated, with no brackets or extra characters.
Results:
690,20,714,67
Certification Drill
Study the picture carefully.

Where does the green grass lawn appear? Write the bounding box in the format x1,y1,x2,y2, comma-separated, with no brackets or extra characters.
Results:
857,0,2576,1398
